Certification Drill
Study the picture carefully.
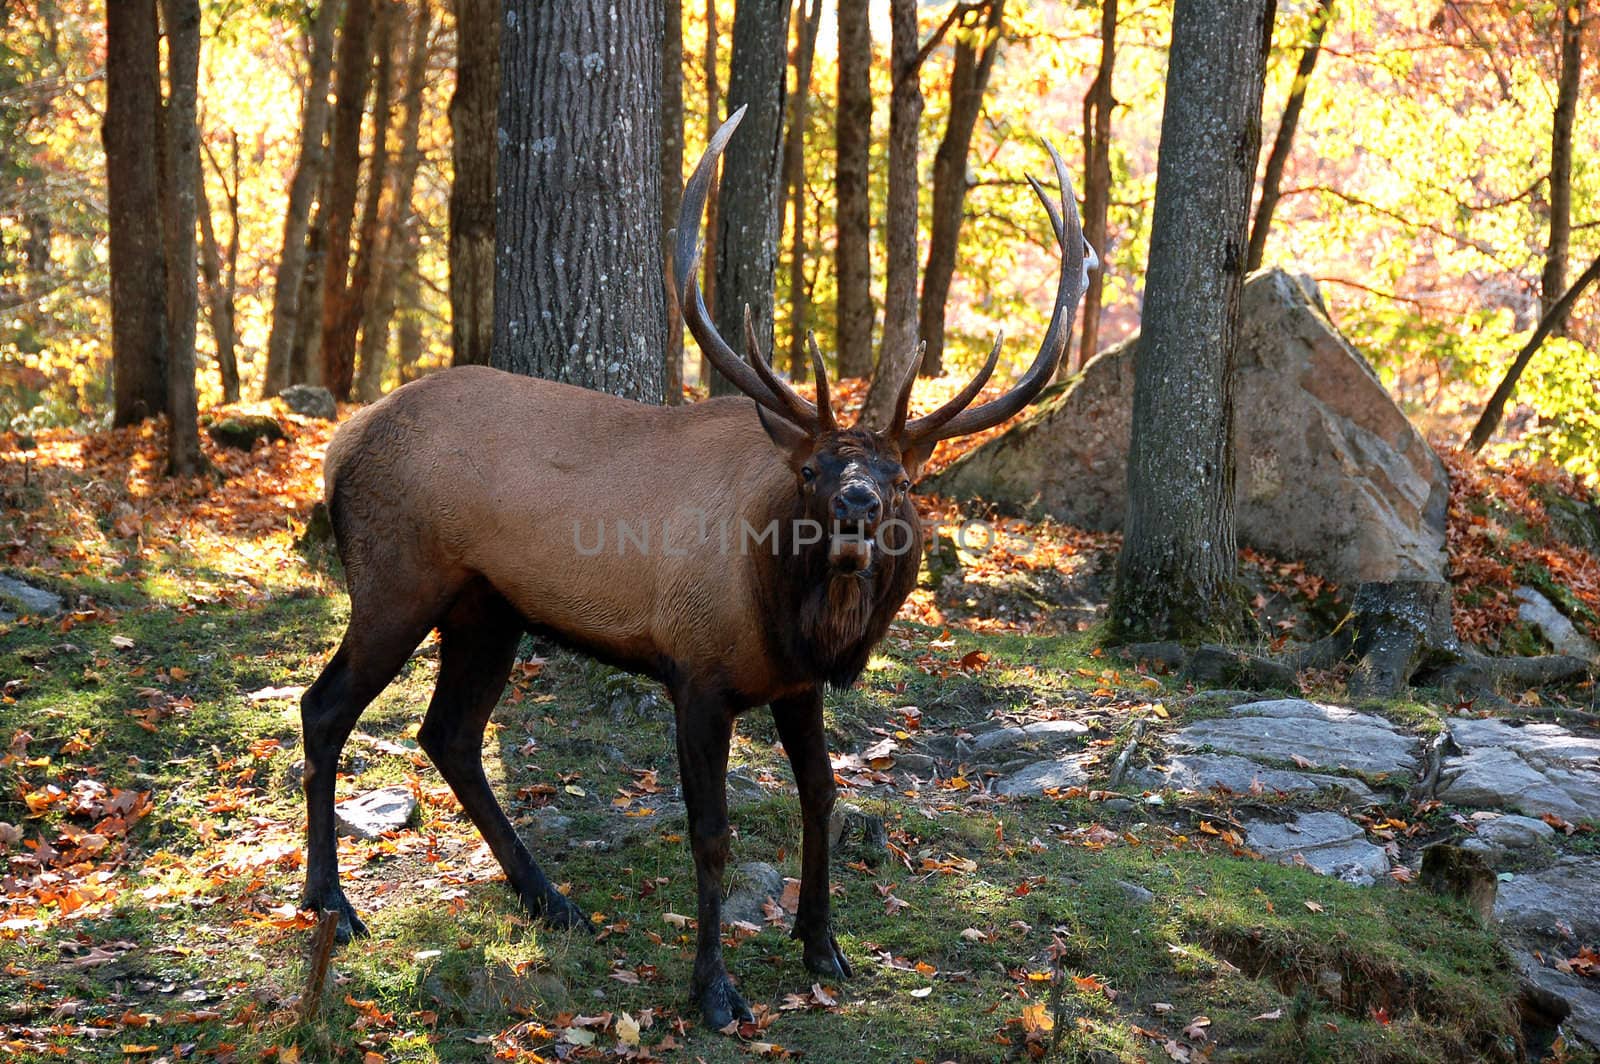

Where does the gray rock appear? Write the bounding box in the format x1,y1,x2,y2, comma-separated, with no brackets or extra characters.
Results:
1469,814,1557,851
1515,586,1599,661
422,957,567,1018
1244,811,1390,882
206,413,285,451
335,786,417,839
279,384,337,420
1130,753,1376,803
1495,858,1600,941
0,573,63,617
929,269,1450,585
961,719,1089,757
993,752,1096,797
529,807,572,836
892,752,938,775
1168,701,1416,776
723,861,785,927
1115,880,1154,906
1449,717,1600,763
1516,951,1600,1049
1439,747,1600,823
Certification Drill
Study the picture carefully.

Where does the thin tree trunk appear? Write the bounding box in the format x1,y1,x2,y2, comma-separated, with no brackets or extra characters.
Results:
197,141,240,402
783,0,823,381
1245,0,1333,272
448,0,499,366
396,247,424,383
919,0,1006,378
357,0,432,402
1540,0,1582,332
661,0,685,401
104,0,168,425
1467,254,1600,453
317,0,378,399
834,0,873,378
263,0,342,396
492,0,666,400
340,0,398,395
1076,0,1116,372
1109,0,1276,642
708,0,790,395
858,0,923,429
290,207,329,386
699,0,720,388
160,0,203,475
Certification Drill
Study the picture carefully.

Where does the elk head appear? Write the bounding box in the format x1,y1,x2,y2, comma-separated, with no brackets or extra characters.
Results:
672,106,1097,574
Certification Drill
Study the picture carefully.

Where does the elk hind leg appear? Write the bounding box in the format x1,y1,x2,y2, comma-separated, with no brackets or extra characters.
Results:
417,585,587,930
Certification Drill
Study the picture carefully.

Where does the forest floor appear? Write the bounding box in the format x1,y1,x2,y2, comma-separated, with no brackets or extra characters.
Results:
1,400,1598,1063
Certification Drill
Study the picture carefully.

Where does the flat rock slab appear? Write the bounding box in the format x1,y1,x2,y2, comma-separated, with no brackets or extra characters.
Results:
1439,719,1600,822
1130,753,1376,803
0,573,63,617
962,719,1089,757
1495,858,1600,942
1168,699,1416,776
994,752,1096,797
1517,951,1600,1049
335,786,418,840
1244,811,1390,884
1460,814,1557,866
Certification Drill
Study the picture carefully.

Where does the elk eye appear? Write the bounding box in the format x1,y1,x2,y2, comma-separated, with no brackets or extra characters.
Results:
801,466,817,483
896,479,910,494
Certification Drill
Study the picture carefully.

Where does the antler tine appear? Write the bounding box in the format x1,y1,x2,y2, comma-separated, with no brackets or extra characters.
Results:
886,342,927,438
672,106,813,425
900,138,1094,447
807,331,837,433
896,331,1003,442
743,304,817,428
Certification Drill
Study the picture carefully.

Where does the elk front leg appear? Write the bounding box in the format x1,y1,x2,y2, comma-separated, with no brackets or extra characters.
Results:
675,690,752,1029
772,690,851,980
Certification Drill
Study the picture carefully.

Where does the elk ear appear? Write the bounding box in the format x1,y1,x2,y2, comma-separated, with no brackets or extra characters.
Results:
897,439,935,484
756,402,811,457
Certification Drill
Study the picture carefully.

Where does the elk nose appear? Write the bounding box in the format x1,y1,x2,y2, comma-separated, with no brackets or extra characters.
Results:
833,485,881,526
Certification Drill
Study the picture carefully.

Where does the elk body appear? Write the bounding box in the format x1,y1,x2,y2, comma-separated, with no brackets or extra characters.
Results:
299,109,1093,1028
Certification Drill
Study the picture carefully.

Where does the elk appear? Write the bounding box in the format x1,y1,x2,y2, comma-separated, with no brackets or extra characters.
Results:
298,107,1093,1029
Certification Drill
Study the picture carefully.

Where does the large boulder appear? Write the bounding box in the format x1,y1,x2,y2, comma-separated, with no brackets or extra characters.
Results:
928,269,1450,585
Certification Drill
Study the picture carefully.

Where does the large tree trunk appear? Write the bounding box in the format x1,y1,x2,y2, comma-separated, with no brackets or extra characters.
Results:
448,0,499,367
918,0,1006,379
160,0,203,475
492,0,666,401
317,0,378,399
104,0,168,426
1076,0,1116,372
263,0,342,397
1540,0,1582,332
196,136,241,403
1245,0,1333,272
858,0,923,429
708,0,790,395
1109,0,1276,643
699,0,720,389
782,0,823,381
357,0,432,402
834,0,873,379
661,0,685,401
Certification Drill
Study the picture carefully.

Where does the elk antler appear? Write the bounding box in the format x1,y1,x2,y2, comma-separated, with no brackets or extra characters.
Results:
673,107,822,431
894,139,1097,449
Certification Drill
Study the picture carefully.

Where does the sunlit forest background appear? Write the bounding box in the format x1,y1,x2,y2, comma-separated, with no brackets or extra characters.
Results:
3,0,1597,474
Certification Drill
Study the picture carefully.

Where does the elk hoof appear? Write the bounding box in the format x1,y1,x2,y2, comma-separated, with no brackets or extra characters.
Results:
698,975,754,1031
304,889,368,943
532,888,592,934
801,931,853,980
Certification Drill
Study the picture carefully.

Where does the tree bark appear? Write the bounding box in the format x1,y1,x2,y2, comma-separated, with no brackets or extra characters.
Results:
160,0,203,475
104,0,168,425
1245,0,1333,272
1076,0,1116,372
492,0,667,401
1540,0,1582,331
448,0,499,367
834,0,873,378
196,137,240,403
700,0,720,389
858,0,924,429
661,0,685,401
340,0,398,397
919,0,1006,378
317,0,378,399
707,0,790,395
1109,0,1276,643
263,0,342,396
781,0,822,381
357,0,432,402
1467,253,1600,452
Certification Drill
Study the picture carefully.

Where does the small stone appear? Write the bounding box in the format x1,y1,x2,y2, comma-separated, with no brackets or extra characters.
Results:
723,861,784,927
993,752,1096,797
335,786,417,840
1244,811,1389,882
829,804,887,864
1514,587,1599,661
279,384,338,420
1470,814,1557,853
961,719,1089,757
1115,880,1154,906
1102,798,1137,813
529,807,572,836
0,573,63,618
206,414,285,451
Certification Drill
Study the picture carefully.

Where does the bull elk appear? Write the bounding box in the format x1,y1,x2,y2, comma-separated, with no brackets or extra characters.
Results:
298,107,1094,1028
